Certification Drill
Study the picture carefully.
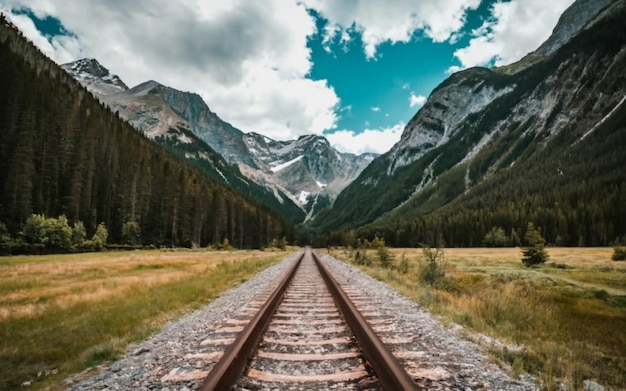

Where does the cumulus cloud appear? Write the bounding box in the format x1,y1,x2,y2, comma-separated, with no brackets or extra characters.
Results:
3,0,339,139
325,123,404,155
409,93,426,108
449,0,575,72
371,106,381,112
303,0,480,59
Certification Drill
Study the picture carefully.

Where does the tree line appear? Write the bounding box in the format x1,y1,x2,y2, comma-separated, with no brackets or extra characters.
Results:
0,16,297,253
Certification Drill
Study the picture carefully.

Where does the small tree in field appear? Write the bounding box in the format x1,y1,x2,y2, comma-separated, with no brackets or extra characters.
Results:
521,223,548,267
419,245,447,285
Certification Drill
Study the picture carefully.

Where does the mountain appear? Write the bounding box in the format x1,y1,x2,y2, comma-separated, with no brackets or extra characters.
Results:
311,0,626,248
61,60,375,222
0,15,296,251
242,132,376,221
61,57,128,95
61,60,305,223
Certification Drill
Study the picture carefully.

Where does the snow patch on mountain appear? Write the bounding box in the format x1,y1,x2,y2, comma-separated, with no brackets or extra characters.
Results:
298,191,310,205
579,94,626,142
270,155,304,173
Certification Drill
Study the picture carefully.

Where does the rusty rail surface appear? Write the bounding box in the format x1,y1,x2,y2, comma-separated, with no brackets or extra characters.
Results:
199,251,304,391
201,248,419,390
312,251,420,391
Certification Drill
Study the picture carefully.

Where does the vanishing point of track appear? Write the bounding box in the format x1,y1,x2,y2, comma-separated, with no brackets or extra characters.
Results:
200,247,419,390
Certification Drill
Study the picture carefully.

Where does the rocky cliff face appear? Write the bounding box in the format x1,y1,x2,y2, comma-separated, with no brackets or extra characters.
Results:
62,59,374,221
385,68,515,175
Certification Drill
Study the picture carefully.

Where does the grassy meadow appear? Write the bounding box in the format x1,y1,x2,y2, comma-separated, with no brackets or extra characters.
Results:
330,247,626,390
0,249,290,390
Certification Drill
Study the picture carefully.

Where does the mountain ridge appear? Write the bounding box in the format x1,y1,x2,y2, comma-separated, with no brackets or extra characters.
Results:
61,59,375,222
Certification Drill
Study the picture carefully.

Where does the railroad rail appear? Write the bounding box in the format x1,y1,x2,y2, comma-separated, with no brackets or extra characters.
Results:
200,247,419,390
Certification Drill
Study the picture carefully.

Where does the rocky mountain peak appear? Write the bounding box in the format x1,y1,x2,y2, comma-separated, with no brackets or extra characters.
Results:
62,58,128,93
66,58,107,77
535,0,611,56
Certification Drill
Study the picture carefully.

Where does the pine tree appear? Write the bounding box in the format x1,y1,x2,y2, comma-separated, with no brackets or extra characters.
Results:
521,222,549,267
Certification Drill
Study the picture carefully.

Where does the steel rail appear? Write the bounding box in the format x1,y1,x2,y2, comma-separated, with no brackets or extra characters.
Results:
200,250,304,391
312,251,420,391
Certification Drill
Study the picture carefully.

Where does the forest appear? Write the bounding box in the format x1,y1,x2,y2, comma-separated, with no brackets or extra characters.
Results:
0,15,297,253
314,98,626,249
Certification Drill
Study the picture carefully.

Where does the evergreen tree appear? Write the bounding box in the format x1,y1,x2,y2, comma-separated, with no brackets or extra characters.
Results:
521,222,549,267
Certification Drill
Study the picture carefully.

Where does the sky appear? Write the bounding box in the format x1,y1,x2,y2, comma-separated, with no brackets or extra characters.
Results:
1,0,574,155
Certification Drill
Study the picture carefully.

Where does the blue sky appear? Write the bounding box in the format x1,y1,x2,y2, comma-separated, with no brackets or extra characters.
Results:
1,0,574,154
308,4,492,135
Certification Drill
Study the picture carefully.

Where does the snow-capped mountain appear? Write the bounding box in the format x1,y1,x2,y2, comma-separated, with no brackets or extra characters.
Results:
62,58,128,96
242,133,376,220
62,59,375,221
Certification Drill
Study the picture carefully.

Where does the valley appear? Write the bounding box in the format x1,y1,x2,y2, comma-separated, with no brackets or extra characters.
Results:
1,0,626,389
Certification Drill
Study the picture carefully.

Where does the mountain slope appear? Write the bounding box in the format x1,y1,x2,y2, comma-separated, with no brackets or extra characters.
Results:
312,0,626,247
62,60,375,222
0,15,295,249
60,62,306,222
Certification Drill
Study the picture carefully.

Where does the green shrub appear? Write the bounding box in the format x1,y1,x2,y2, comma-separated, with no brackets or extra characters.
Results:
377,246,394,269
483,226,510,247
91,223,108,251
612,246,626,261
396,254,410,274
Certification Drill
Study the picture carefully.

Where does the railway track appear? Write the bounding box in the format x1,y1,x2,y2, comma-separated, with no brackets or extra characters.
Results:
69,250,535,391
200,247,419,390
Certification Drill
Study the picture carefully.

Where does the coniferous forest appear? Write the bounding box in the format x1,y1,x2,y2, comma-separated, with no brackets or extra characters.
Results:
0,16,297,253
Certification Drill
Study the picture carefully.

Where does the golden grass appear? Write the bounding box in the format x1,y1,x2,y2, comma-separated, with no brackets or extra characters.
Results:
0,248,291,391
330,247,626,390
0,249,281,320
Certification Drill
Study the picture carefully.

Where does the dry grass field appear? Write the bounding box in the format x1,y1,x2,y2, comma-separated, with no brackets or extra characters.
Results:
330,247,626,390
0,249,290,390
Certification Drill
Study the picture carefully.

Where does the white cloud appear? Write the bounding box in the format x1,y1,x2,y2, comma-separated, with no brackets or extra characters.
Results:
449,0,575,72
371,106,381,112
2,10,82,63
3,0,340,140
325,123,404,155
303,0,480,59
409,93,426,108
